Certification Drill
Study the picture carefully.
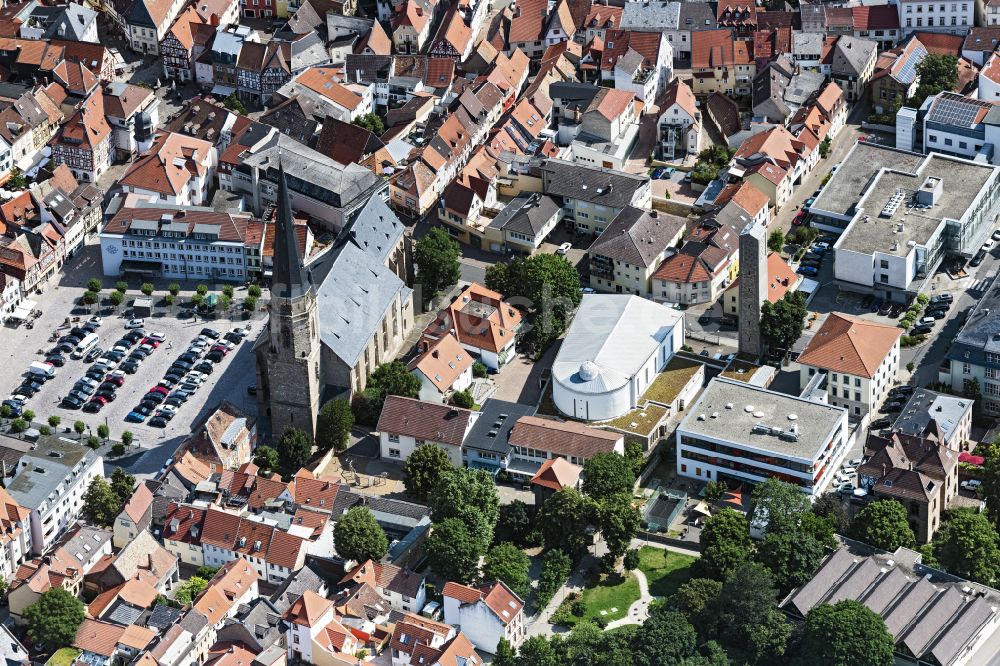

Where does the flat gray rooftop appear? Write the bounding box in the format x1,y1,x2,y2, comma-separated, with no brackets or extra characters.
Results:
811,143,924,217
891,388,972,441
953,269,1000,351
679,377,846,461
837,154,995,256
7,436,96,509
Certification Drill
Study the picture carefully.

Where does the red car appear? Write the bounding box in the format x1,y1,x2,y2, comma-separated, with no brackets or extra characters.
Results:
104,375,125,387
141,337,161,348
792,211,808,226
210,344,229,355
89,395,108,405
150,386,170,396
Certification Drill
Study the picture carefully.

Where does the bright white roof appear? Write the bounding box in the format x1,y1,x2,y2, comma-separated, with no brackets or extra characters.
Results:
553,295,684,395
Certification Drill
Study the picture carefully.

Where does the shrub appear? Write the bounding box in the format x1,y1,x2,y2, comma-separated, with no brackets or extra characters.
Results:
451,390,474,409
248,284,262,298
38,426,50,435
140,283,154,296
243,296,258,312
48,415,60,428
164,294,175,306
196,284,209,296
87,278,102,292
112,443,125,456
122,431,133,446
97,425,109,439
22,410,34,422
222,285,234,298
115,281,128,294
86,435,99,449
472,361,488,378
571,600,586,617
916,294,929,305
10,419,27,433
168,283,181,296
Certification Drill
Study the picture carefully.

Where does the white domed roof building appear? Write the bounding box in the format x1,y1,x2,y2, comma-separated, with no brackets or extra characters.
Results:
552,294,685,421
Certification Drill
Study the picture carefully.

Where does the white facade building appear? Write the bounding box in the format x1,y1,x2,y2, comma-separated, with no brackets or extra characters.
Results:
6,439,103,555
376,395,478,466
552,294,684,421
898,0,972,33
441,581,525,654
676,378,851,497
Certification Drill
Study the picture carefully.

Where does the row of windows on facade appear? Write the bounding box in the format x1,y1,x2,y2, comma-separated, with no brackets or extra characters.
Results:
122,240,241,252
904,3,968,12
904,16,967,25
122,250,244,264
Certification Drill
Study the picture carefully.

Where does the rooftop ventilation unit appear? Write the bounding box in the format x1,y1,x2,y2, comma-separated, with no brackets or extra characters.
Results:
880,188,906,218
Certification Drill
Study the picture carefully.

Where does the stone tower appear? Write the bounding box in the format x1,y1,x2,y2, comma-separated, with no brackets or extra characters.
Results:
262,162,322,439
738,220,767,361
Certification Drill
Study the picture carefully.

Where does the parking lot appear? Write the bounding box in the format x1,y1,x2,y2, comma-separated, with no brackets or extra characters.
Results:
3,310,259,455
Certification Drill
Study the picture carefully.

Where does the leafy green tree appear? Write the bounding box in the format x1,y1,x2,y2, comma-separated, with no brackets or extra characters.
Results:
472,361,488,378
6,167,26,189
767,229,785,253
253,445,279,472
222,284,234,298
9,418,26,433
484,253,582,351
713,563,791,663
110,467,135,503
334,507,389,563
850,499,915,551
316,399,353,452
21,410,33,422
0,404,10,418
243,295,258,312
451,389,474,409
933,508,1000,585
819,136,831,158
515,636,559,666
38,425,50,436
122,431,134,447
632,608,699,665
87,278,102,292
757,529,827,593
23,587,85,651
97,424,109,439
483,542,531,597
696,508,753,580
196,284,208,296
219,294,232,311
537,548,572,606
704,480,726,505
82,477,120,527
596,493,640,560
82,290,98,305
496,500,539,548
912,53,959,107
195,566,219,579
429,468,499,551
74,420,86,438
966,377,985,422
109,291,125,308
140,282,155,296
402,443,452,501
277,427,312,478
582,452,635,500
811,493,851,533
86,435,99,449
796,600,894,666
623,548,640,571
669,578,723,638
425,517,480,584
356,361,422,423
47,415,60,428
760,291,808,353
248,284,262,298
175,576,209,604
164,294,175,306
414,228,461,304
750,477,811,537
168,283,181,296
112,443,125,456
537,488,594,556
494,638,516,666
353,112,385,135
223,92,247,114
980,438,1000,523
115,281,129,293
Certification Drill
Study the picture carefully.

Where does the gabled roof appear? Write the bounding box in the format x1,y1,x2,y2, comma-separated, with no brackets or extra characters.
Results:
409,333,474,393
121,484,153,525
375,395,474,447
692,28,751,68
118,131,214,196
660,78,698,120
797,313,902,378
442,580,524,625
530,456,582,490
283,589,333,627
509,416,621,459
726,252,799,304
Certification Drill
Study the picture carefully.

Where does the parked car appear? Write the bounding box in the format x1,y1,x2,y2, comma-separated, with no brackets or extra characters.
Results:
200,328,220,339
125,319,145,329
890,385,915,396
849,458,863,467
125,411,147,423
1,400,22,416
910,324,933,335
880,401,905,413
962,479,983,491
120,361,140,374
143,392,165,404
841,465,857,476
812,242,831,251
44,354,66,367
971,251,987,267
61,395,83,409
82,400,103,413
792,211,808,226
205,351,225,364
796,266,818,276
556,242,572,255
94,390,116,403
926,309,948,320
837,482,856,496
651,168,664,179
984,239,995,251
84,347,103,362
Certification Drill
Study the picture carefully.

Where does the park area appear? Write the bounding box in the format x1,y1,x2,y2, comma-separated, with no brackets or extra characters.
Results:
552,546,695,627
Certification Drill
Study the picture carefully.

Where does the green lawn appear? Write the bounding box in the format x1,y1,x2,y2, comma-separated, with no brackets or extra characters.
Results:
559,572,641,625
47,649,82,666
638,546,696,598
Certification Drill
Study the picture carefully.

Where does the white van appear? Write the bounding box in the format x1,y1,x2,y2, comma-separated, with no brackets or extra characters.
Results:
71,333,99,359
28,361,55,379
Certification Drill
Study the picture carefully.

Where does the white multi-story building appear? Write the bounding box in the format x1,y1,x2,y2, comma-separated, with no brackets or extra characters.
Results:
6,439,103,555
898,0,972,33
442,581,525,654
797,313,902,417
676,377,851,497
376,395,478,466
100,205,254,282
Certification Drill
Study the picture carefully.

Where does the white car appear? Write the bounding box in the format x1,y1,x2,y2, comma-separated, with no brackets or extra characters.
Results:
556,242,572,255
992,230,1000,242
813,242,831,251
88,316,103,326
109,370,126,379
984,240,995,251
919,316,936,326
125,319,145,329
231,327,249,338
157,404,178,415
837,482,856,495
187,371,208,382
849,457,863,468
961,480,983,491
148,331,166,342
841,466,857,476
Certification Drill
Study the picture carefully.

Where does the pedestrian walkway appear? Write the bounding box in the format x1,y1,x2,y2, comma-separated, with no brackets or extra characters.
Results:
606,569,653,630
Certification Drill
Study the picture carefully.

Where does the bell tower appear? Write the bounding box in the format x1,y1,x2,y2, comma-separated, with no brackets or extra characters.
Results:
262,162,322,439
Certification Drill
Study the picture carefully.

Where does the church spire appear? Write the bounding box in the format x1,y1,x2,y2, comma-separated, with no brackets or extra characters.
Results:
272,160,310,299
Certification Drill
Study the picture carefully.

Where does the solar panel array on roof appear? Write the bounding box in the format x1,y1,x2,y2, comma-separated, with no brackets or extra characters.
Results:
896,43,926,85
928,94,988,128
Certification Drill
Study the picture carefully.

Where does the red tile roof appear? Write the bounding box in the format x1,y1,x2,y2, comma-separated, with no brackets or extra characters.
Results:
797,313,902,378
375,395,474,447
